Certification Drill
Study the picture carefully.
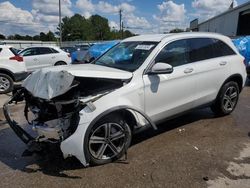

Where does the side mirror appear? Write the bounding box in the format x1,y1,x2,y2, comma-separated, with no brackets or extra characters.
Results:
148,62,173,74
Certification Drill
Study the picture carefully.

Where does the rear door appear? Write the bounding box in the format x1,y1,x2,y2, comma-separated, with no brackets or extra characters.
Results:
188,38,236,107
21,48,40,71
143,39,197,122
37,47,55,67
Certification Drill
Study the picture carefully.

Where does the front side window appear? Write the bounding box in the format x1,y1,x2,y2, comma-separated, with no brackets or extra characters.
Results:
94,41,158,72
155,39,190,67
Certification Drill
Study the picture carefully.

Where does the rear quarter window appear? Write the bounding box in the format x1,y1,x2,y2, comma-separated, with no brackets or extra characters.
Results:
212,39,236,56
188,38,236,63
50,48,59,53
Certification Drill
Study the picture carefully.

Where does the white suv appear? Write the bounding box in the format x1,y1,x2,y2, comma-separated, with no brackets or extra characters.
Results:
4,33,247,166
0,45,27,94
18,46,71,71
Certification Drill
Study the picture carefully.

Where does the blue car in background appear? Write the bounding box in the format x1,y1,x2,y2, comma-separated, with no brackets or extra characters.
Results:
71,40,119,64
232,36,250,78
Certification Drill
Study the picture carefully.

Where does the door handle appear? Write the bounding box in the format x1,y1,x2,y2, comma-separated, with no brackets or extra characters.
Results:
33,58,38,61
220,61,227,66
51,56,56,59
184,68,194,74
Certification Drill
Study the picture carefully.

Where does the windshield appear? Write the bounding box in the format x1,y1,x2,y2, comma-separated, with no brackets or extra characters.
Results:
94,41,158,72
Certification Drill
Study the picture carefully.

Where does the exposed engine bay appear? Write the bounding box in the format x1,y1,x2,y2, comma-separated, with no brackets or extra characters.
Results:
3,73,127,149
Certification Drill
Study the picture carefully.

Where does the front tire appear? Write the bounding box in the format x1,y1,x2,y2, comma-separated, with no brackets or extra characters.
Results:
211,81,239,116
85,114,132,166
0,73,14,94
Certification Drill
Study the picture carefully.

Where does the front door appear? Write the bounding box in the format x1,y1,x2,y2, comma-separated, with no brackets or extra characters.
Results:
143,39,197,123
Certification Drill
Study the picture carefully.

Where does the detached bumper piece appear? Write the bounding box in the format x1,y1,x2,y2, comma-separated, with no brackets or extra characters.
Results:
3,89,42,153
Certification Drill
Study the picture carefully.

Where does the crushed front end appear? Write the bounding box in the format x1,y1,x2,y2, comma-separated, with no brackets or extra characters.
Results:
3,87,83,153
3,67,128,157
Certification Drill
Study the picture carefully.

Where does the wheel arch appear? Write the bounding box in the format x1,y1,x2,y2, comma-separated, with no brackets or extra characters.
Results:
83,105,157,164
222,74,243,93
0,68,15,81
54,61,67,66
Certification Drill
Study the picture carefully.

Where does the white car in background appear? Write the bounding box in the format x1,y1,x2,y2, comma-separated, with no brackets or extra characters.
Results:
18,46,71,71
4,33,247,167
0,45,27,94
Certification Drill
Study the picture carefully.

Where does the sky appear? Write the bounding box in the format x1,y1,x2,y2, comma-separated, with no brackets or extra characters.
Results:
0,0,249,36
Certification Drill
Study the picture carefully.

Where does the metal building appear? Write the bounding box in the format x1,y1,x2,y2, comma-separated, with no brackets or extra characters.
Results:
190,1,250,37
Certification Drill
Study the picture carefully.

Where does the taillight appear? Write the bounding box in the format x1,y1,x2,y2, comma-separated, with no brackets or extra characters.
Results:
9,55,23,62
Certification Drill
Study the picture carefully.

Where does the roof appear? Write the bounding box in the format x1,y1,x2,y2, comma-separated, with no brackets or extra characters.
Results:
198,1,250,26
122,32,226,43
123,34,172,42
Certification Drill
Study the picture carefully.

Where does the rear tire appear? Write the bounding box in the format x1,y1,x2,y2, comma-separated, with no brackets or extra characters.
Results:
0,73,14,94
85,113,132,166
211,81,239,116
55,61,67,66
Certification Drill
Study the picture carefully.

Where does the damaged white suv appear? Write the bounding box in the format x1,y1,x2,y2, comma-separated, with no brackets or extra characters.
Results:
4,33,247,166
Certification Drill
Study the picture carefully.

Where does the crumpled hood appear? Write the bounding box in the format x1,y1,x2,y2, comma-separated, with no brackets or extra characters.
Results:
22,64,132,100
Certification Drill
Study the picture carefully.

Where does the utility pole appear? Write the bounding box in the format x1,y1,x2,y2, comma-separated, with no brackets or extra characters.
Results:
59,0,62,47
121,21,124,39
119,9,123,39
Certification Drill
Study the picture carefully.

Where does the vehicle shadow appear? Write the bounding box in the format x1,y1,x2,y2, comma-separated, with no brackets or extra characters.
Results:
0,107,216,178
245,78,250,86
132,108,215,146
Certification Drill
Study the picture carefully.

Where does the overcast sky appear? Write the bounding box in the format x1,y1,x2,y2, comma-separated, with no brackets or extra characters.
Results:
0,0,248,36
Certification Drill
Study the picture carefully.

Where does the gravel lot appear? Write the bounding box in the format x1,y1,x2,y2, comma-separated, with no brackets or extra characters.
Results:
0,81,250,188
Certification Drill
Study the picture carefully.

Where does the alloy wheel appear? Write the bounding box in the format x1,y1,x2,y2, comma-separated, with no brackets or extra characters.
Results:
88,122,126,160
222,86,238,111
0,76,10,92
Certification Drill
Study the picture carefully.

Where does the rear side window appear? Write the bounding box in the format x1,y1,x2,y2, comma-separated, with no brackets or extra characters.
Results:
155,39,190,67
188,38,236,63
39,47,53,55
188,38,215,62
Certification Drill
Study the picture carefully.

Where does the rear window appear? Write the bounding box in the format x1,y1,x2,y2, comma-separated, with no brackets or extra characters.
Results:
9,48,18,56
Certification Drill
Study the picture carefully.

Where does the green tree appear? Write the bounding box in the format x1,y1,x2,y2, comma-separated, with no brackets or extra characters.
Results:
123,30,134,38
40,32,47,41
33,35,40,41
46,31,56,41
0,34,5,39
90,15,110,40
169,28,184,33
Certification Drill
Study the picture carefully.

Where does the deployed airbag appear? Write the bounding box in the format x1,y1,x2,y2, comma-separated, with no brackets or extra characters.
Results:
22,69,75,100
